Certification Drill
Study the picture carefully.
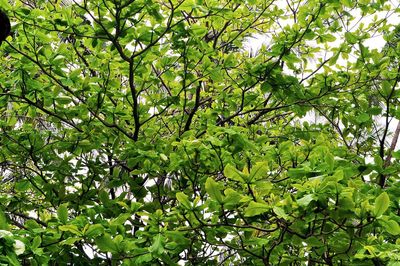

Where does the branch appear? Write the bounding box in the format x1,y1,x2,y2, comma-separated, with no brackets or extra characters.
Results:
379,120,400,187
183,82,202,132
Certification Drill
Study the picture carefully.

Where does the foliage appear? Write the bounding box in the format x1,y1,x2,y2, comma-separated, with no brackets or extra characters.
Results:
1,0,400,265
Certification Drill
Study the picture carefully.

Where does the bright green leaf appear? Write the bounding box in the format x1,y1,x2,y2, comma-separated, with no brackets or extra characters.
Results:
374,192,390,217
273,206,289,220
383,220,400,235
59,225,82,236
248,162,268,182
176,192,191,209
224,164,245,182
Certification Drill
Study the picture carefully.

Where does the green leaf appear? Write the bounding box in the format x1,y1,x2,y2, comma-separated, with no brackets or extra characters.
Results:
364,245,376,256
244,201,270,217
85,224,104,238
190,25,208,36
356,113,370,124
6,253,21,266
0,209,8,230
248,162,268,182
382,80,392,97
176,192,191,209
0,0,11,9
374,155,384,168
95,234,117,253
224,53,236,68
344,32,358,44
205,177,223,203
135,253,153,264
288,168,308,178
61,237,82,246
14,180,30,192
110,213,131,226
127,158,138,168
149,234,164,255
59,225,82,236
254,180,273,196
273,206,289,220
329,52,340,65
24,220,40,230
32,236,41,250
306,236,324,247
383,220,400,235
297,194,315,207
341,0,352,8
57,204,68,224
131,202,143,212
223,188,242,206
224,164,245,182
321,34,336,42
56,96,72,104
374,192,390,217
325,152,335,171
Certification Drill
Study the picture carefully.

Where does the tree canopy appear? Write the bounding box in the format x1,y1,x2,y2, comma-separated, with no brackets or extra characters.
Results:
1,0,400,265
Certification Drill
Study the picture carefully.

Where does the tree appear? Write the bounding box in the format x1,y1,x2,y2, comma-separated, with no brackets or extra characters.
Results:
1,0,400,265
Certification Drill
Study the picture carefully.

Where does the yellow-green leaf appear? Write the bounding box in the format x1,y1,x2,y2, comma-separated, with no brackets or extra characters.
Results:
374,192,390,217
273,206,289,220
176,192,191,209
224,164,245,182
59,225,82,236
384,220,400,235
249,162,268,182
